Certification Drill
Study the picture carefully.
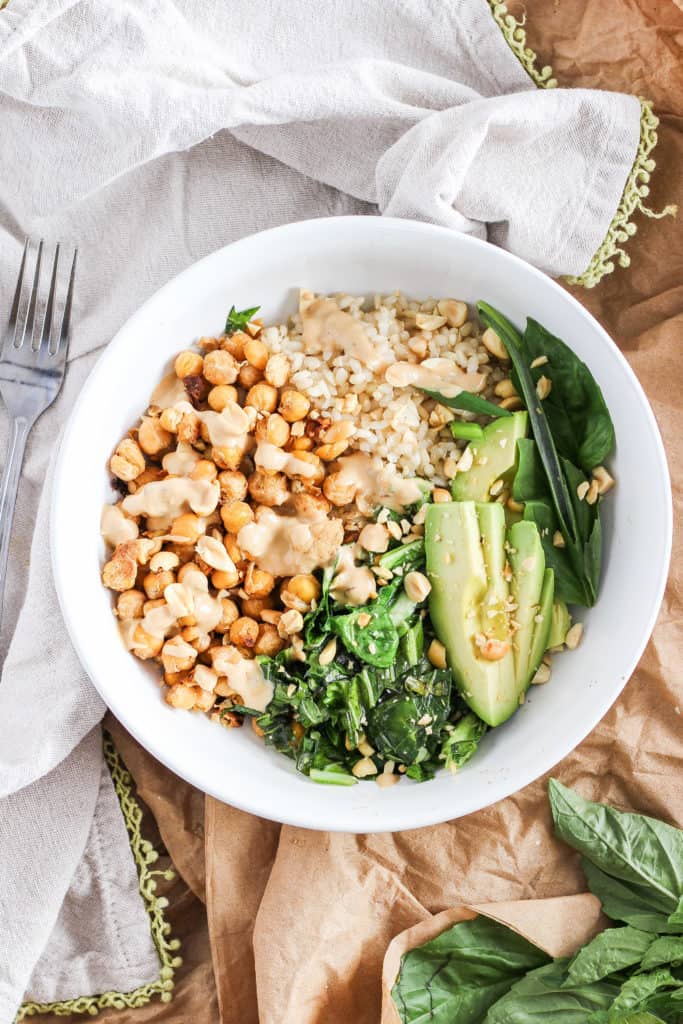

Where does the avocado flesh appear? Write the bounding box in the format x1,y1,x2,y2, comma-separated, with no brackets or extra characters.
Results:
451,412,528,502
476,502,511,642
508,521,547,688
527,569,555,683
547,600,571,648
426,502,518,727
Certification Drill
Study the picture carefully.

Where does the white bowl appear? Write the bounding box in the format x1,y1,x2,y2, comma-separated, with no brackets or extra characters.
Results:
52,216,672,833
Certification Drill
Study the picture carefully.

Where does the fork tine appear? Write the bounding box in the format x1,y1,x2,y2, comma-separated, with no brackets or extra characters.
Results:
52,247,77,360
17,239,43,350
3,238,29,355
38,244,60,355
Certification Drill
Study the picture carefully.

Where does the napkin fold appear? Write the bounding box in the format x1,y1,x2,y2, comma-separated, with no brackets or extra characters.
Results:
0,0,664,1017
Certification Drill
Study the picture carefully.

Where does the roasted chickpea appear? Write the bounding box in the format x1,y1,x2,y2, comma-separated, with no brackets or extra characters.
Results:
255,413,290,448
137,416,172,456
223,534,245,567
212,443,246,471
190,459,218,482
229,616,259,648
161,638,197,674
264,353,290,388
289,450,324,484
278,389,310,423
203,349,238,385
165,684,196,710
212,598,240,634
323,472,356,507
218,470,248,503
177,411,200,445
131,624,164,660
102,551,137,592
282,573,320,609
290,491,330,518
174,350,203,379
116,589,146,619
220,500,254,534
244,563,276,598
181,626,212,653
110,438,145,482
248,470,289,507
240,595,276,619
246,382,278,413
208,384,239,412
238,363,263,389
254,623,285,656
290,436,313,452
211,568,241,590
159,407,182,433
243,337,268,370
221,330,248,360
143,569,175,600
171,513,205,544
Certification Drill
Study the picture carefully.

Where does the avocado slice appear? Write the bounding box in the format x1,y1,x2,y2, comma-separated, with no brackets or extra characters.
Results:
547,600,571,648
507,521,548,688
451,412,528,503
527,569,555,683
426,501,519,727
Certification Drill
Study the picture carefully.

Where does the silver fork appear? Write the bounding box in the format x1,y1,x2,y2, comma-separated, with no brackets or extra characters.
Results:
0,239,77,627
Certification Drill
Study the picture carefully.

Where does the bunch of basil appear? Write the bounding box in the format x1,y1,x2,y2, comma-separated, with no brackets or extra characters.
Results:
392,781,683,1023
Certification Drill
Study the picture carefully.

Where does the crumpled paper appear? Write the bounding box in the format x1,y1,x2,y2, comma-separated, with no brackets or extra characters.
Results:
26,1,683,1022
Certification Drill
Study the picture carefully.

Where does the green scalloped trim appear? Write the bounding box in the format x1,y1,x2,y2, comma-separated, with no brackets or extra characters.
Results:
486,1,557,89
567,99,678,287
16,734,182,1021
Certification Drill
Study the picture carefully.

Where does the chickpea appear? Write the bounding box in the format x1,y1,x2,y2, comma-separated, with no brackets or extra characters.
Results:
116,589,146,619
323,472,356,507
282,574,320,608
290,491,330,518
264,353,290,388
110,438,145,482
171,513,205,544
138,416,172,456
161,638,197,674
131,624,164,660
221,330,248,360
203,349,238,386
217,470,248,503
243,337,268,370
229,616,259,648
174,350,204,379
290,436,313,452
189,459,218,482
142,597,166,616
315,440,349,461
240,595,275,619
246,382,278,414
193,687,215,712
211,568,241,590
255,413,290,448
238,363,263,389
165,684,196,710
223,534,244,565
177,411,200,445
244,563,276,598
159,407,182,433
208,384,238,411
220,500,254,534
279,389,310,423
248,470,289,507
212,597,240,634
143,569,176,600
289,450,324,484
102,551,137,592
212,443,246,472
181,626,212,653
254,623,285,657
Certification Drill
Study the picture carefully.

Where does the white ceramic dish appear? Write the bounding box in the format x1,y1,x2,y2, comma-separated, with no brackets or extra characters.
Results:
52,216,672,833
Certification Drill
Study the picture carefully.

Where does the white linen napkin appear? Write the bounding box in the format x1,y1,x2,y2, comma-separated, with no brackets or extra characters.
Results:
0,0,647,1018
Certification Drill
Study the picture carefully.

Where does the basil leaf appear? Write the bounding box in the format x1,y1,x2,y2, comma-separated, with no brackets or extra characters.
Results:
582,860,683,935
512,439,549,502
667,895,683,928
587,1013,667,1023
611,969,680,1014
485,959,620,1023
522,500,591,606
549,780,683,912
522,317,615,472
640,936,683,971
392,915,548,1024
565,927,653,986
420,387,511,419
224,303,260,335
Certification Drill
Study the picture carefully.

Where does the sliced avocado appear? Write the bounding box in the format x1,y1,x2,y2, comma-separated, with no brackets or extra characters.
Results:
527,569,554,682
547,600,571,648
507,521,547,688
426,501,519,727
476,502,511,642
451,412,528,503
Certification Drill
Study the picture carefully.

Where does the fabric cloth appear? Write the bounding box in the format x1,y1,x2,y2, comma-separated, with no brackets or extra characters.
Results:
0,0,647,1018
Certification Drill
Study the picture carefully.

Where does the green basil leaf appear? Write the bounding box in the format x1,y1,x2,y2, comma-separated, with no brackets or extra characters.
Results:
640,936,683,971
420,387,512,419
587,1013,667,1023
485,959,620,1023
549,780,683,913
522,318,615,472
522,500,590,606
392,915,548,1024
224,303,260,335
512,439,549,502
582,860,683,935
611,969,680,1014
565,927,653,986
667,895,683,928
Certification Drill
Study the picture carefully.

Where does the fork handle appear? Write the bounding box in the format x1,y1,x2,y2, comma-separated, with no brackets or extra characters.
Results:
0,416,31,631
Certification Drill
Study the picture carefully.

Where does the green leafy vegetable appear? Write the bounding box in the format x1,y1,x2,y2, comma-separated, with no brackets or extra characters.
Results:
581,860,683,936
309,768,357,786
330,606,399,668
549,780,683,915
484,959,620,1023
421,387,512,419
640,937,683,971
439,713,487,772
224,303,260,335
367,659,452,765
377,538,425,573
610,969,681,1015
450,422,485,441
565,927,654,986
392,915,549,1024
521,317,615,472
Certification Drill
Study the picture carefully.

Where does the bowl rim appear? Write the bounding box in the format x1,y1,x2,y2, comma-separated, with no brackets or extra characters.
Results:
51,215,673,831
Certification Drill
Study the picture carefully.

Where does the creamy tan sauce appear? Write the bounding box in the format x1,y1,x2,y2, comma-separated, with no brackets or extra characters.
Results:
300,290,392,371
122,566,223,649
101,504,139,547
385,357,486,397
335,453,422,514
150,373,188,409
211,646,273,711
174,400,250,448
122,477,220,518
162,442,199,476
237,507,343,576
330,545,377,607
254,440,316,479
